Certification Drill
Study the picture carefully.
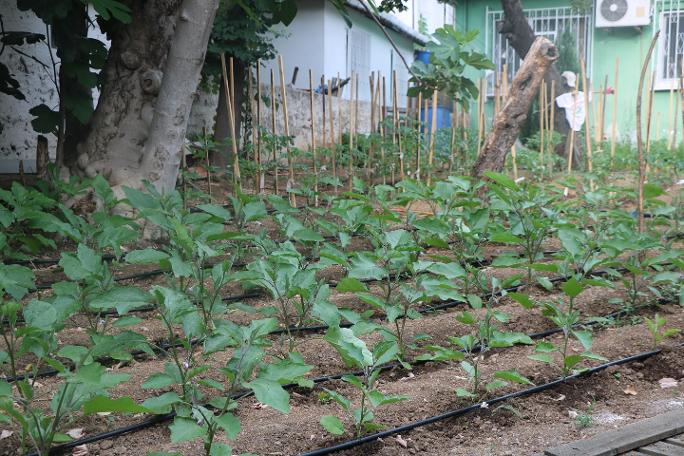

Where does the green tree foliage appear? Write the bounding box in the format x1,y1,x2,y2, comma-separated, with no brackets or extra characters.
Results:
408,26,494,106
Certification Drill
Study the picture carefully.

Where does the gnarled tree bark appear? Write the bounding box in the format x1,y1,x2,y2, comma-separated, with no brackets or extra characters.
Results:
499,0,581,168
473,37,557,179
72,0,218,196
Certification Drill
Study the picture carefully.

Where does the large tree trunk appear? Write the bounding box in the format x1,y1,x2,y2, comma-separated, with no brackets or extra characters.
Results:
72,0,218,195
499,0,581,168
473,37,557,179
52,4,93,170
212,59,245,170
73,0,182,182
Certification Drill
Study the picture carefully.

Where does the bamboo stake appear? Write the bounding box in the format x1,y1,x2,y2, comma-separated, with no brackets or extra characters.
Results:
204,127,212,199
336,73,342,192
673,83,680,148
348,72,355,192
277,55,295,206
321,76,326,149
367,72,375,179
248,66,254,167
308,69,319,207
645,71,656,163
269,68,278,195
668,82,676,150
549,80,556,174
416,91,422,180
220,54,240,191
381,75,387,185
256,61,263,193
566,82,579,177
636,32,659,234
610,58,620,165
580,59,593,188
448,100,457,172
539,82,545,173
392,70,404,180
328,78,335,149
427,89,438,185
476,78,484,156
599,74,608,142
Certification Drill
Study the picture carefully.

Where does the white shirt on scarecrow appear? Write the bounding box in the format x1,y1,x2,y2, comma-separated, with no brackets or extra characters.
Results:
555,71,591,132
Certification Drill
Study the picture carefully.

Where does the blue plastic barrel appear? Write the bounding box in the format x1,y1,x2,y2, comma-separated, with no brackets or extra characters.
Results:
420,106,452,130
415,50,431,65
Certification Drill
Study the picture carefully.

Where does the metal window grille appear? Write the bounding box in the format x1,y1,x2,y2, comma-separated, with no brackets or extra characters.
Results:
349,28,371,94
655,0,684,85
485,6,594,94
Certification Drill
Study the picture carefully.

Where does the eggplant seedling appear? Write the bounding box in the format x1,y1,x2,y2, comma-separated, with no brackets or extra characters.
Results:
320,326,407,437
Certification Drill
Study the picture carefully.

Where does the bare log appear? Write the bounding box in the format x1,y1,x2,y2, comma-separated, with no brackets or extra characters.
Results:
499,0,571,154
472,37,557,179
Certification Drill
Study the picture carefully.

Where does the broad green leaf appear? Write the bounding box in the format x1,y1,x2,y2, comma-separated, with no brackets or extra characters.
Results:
83,396,151,415
142,392,181,414
561,277,583,299
248,378,290,413
336,277,368,293
170,417,206,443
324,326,373,368
507,292,534,309
493,370,533,385
572,330,593,351
23,300,56,330
320,415,345,435
214,412,240,439
125,249,169,264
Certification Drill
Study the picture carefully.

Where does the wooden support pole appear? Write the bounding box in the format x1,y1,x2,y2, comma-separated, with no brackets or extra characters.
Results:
256,61,264,193
277,55,295,206
580,59,593,186
549,79,556,174
348,72,355,192
270,68,278,195
427,89,438,185
539,82,545,173
636,32,659,233
610,58,620,164
416,91,422,180
472,37,557,179
220,54,240,191
309,69,319,207
392,70,404,180
381,75,387,185
367,72,375,180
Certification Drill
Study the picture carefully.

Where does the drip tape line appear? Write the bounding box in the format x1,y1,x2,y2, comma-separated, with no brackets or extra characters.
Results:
297,343,684,456
31,337,682,456
23,298,671,456
5,264,633,382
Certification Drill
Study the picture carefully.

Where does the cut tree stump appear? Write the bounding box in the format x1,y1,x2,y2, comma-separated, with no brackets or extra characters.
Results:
472,36,557,180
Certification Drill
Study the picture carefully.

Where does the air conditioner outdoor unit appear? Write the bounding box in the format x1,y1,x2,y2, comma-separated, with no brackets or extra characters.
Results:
595,0,651,27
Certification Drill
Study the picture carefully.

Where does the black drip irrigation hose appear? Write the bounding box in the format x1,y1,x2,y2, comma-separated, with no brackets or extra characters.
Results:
297,343,684,456
23,293,673,456
30,339,683,456
5,262,631,382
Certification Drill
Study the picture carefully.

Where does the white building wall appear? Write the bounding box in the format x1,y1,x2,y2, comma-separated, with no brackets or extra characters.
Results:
391,0,455,33
320,4,414,108
1,8,60,172
262,0,326,91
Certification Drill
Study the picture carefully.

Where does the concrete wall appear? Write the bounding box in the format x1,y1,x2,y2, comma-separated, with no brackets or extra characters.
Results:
258,81,372,151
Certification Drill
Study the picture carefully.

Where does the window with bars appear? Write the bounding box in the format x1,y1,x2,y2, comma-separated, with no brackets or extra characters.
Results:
657,8,684,87
349,28,371,94
486,7,593,94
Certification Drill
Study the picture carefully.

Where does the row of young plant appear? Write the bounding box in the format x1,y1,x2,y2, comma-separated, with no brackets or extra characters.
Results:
0,173,682,455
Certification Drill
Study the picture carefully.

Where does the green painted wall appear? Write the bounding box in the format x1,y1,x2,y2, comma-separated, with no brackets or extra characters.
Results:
453,0,679,143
